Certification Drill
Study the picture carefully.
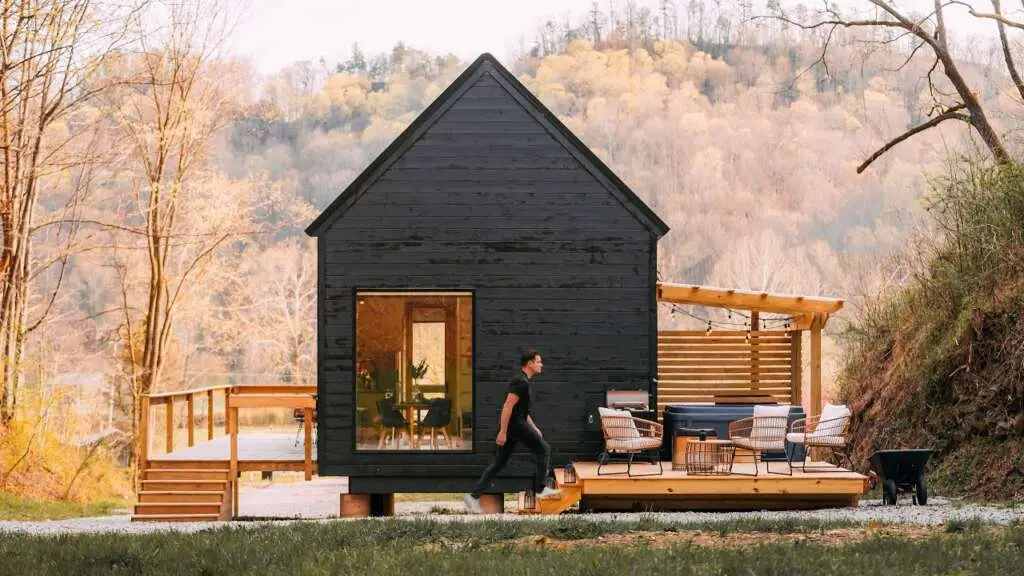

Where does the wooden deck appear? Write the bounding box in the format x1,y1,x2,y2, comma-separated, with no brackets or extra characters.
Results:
151,433,317,473
137,386,319,521
564,460,868,512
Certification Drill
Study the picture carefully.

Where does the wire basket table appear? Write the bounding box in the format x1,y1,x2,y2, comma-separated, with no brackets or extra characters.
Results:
685,439,735,475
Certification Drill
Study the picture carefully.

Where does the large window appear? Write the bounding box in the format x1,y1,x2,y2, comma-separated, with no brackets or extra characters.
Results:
354,291,473,451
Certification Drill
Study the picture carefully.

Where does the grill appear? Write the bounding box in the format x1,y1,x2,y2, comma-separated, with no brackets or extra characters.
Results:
605,390,650,411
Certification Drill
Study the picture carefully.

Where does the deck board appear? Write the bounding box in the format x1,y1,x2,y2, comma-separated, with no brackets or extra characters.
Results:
567,460,867,511
150,433,316,462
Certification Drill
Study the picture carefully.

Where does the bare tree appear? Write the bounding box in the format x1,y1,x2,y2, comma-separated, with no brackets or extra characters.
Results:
101,0,246,471
769,0,1018,173
590,1,603,46
980,0,1024,103
0,0,129,425
229,238,316,387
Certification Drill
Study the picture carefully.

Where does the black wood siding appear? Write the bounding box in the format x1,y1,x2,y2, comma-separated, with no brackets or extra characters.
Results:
315,70,657,491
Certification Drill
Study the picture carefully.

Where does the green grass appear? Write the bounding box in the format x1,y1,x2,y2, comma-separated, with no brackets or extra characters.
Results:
0,492,128,521
1,517,1021,575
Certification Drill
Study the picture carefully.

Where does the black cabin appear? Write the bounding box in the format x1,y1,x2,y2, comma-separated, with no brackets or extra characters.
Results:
305,53,669,495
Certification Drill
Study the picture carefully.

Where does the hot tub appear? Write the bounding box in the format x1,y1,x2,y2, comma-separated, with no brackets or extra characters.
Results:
661,403,807,463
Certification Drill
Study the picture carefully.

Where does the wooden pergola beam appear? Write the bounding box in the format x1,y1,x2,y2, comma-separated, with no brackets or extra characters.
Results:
657,283,844,318
656,282,839,418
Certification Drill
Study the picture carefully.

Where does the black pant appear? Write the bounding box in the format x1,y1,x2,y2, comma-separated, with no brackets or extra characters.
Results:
471,419,551,498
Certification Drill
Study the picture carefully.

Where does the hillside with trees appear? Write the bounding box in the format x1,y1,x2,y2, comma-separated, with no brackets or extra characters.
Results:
1,0,1022,501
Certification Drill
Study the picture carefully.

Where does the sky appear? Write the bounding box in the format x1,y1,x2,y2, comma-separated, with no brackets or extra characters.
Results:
225,0,585,74
223,0,1011,75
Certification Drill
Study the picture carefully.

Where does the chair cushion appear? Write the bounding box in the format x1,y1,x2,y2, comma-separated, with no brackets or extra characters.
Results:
811,403,850,436
749,404,789,443
753,404,791,418
786,432,846,447
733,437,785,450
606,437,662,452
598,407,640,439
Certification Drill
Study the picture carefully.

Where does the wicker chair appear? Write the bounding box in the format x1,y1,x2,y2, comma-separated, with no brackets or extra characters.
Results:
728,405,792,476
597,407,664,477
786,403,852,472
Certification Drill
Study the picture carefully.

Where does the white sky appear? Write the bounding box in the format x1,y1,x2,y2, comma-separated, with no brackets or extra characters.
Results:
223,0,1010,75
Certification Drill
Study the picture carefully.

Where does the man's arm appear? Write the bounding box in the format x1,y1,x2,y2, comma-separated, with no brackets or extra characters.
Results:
497,393,519,445
526,414,542,437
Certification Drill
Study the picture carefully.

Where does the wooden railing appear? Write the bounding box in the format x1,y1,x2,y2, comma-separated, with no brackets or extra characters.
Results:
139,384,317,465
656,330,801,415
140,384,232,465
226,385,316,517
140,384,318,520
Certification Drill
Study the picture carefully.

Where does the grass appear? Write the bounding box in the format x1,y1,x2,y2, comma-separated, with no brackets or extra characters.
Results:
0,517,1021,575
0,492,129,521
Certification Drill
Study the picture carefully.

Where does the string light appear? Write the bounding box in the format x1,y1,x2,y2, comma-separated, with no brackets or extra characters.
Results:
665,302,797,331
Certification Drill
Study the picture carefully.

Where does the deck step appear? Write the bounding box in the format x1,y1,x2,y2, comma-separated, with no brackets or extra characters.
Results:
138,491,225,504
141,479,229,492
144,469,231,481
134,502,222,515
146,459,230,470
517,467,584,516
131,513,222,523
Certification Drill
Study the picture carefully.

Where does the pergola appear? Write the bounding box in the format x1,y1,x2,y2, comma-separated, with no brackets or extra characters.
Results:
655,282,845,419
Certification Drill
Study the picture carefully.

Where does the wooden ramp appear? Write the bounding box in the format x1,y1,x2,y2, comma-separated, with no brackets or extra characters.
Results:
520,460,867,514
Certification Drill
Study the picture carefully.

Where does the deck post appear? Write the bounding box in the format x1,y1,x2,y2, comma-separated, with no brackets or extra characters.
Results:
187,394,195,447
340,494,370,517
230,405,238,518
479,494,504,514
303,407,313,481
223,388,231,435
810,313,822,421
790,331,803,406
749,311,760,391
165,397,174,454
207,389,214,440
139,395,150,471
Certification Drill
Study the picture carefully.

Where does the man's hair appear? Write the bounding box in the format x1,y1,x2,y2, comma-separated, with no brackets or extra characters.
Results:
520,348,540,366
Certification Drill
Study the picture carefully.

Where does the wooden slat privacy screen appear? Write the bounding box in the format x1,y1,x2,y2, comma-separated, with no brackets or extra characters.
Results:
656,330,800,415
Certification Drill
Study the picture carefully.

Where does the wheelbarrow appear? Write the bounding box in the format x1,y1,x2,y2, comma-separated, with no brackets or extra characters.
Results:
867,449,933,505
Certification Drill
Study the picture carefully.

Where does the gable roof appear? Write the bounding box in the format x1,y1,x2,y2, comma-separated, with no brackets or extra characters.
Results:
305,52,670,238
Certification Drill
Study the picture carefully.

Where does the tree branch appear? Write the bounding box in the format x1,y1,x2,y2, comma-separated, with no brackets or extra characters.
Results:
951,0,1024,29
990,0,1024,102
857,104,969,173
895,40,928,72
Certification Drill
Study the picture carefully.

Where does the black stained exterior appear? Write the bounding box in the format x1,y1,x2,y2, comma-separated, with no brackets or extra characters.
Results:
307,53,669,494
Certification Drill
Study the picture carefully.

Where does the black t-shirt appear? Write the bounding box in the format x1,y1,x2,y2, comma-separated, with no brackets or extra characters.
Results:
507,370,531,422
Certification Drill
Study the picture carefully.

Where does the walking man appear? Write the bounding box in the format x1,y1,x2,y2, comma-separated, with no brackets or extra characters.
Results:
464,349,560,513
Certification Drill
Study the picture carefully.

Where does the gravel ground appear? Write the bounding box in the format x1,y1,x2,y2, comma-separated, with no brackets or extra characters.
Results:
1,495,1021,536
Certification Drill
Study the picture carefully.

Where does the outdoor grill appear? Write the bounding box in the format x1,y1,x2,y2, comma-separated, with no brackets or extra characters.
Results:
605,390,651,412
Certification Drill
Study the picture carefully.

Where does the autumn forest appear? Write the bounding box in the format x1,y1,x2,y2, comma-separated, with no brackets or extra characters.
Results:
1,0,1023,501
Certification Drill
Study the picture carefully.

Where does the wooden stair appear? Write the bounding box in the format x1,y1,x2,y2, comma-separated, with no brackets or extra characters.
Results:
133,460,233,522
518,467,583,515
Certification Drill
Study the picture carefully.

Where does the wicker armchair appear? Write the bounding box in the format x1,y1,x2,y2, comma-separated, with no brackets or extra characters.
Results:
597,407,664,477
786,403,852,472
728,405,792,476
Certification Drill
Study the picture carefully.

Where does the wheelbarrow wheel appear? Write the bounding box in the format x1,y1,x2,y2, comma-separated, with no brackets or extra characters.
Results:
914,474,928,505
883,478,898,505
